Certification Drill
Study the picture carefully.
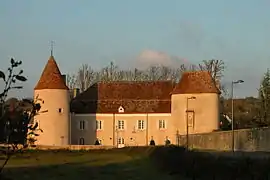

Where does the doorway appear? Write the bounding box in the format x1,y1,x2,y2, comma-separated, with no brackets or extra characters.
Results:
117,137,125,148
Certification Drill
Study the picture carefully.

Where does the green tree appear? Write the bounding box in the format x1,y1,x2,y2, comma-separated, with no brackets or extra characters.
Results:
258,68,270,126
0,58,43,178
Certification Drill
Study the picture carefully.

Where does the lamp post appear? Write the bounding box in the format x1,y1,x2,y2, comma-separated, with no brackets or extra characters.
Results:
186,96,196,150
116,125,119,148
176,130,179,146
231,80,244,152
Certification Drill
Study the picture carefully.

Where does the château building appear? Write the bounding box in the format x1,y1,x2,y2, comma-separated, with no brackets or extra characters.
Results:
34,55,220,147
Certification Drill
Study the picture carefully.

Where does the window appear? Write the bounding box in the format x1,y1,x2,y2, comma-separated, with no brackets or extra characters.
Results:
96,120,102,130
118,137,124,144
79,137,85,145
79,120,85,130
118,106,124,113
117,120,125,130
137,120,145,130
187,111,194,127
58,108,63,113
159,120,166,129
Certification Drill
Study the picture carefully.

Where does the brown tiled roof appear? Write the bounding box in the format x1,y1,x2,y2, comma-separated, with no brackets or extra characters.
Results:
76,81,174,100
34,56,69,90
172,71,220,94
71,81,174,113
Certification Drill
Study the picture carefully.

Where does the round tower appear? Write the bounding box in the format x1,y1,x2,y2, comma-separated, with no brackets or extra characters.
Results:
34,55,70,146
171,71,220,136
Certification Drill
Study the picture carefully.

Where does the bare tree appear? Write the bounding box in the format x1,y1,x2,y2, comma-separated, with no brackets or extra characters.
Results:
178,64,197,74
66,59,226,93
159,66,171,80
170,68,181,82
198,59,225,81
198,59,226,95
133,68,143,81
66,74,77,90
147,66,161,81
76,64,95,92
108,61,119,81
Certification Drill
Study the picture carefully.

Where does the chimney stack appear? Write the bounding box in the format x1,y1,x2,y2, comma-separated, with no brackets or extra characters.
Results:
69,88,80,99
61,74,67,85
73,88,80,98
215,79,221,91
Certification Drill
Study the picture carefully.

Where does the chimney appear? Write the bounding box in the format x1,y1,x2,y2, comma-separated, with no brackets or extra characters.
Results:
61,74,67,85
73,88,80,98
215,79,221,91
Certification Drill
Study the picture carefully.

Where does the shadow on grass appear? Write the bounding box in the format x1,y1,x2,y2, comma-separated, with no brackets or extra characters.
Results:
149,146,270,180
2,146,270,180
2,155,173,180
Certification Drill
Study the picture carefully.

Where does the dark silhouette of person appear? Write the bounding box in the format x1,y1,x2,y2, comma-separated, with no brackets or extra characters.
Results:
165,136,171,146
149,136,155,146
94,139,100,145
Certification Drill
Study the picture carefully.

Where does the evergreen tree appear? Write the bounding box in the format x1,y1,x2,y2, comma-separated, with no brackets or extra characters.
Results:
258,68,270,126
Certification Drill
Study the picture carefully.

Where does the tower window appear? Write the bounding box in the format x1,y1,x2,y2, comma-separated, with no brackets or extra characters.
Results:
96,120,103,130
58,108,63,113
79,120,85,130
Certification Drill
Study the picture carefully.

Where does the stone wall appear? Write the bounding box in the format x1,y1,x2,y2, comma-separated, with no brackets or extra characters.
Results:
177,127,270,152
31,145,115,150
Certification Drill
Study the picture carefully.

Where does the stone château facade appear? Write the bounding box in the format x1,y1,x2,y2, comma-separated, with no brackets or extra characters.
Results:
34,55,220,147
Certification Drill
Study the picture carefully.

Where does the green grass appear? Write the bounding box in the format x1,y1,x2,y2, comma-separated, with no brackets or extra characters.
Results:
0,148,177,180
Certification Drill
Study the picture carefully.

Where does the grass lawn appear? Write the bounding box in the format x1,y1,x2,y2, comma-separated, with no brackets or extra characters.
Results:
0,148,178,180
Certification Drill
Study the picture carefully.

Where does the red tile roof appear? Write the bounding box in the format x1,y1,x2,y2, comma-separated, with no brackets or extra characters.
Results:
76,81,174,100
71,81,174,113
172,71,220,94
34,56,69,90
71,71,220,114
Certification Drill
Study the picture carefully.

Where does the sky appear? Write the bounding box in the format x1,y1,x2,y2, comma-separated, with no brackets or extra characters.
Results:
1,0,270,98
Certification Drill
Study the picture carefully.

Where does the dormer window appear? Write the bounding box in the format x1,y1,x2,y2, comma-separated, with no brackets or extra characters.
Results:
118,106,124,113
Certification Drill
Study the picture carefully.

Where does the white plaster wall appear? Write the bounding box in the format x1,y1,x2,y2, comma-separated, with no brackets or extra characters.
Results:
34,89,70,146
171,93,220,135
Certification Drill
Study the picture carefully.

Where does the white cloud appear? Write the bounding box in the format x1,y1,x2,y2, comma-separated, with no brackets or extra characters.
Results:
135,49,191,68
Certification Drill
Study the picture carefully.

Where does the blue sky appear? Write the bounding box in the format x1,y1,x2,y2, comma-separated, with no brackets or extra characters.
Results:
1,0,270,98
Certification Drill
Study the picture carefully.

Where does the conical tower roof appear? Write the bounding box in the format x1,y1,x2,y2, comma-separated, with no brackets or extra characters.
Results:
171,71,220,94
34,56,69,90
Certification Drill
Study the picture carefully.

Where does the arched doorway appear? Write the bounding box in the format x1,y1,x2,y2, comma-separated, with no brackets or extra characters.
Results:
79,137,85,145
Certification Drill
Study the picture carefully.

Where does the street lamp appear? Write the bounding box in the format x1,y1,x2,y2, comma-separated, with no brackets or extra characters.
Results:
186,96,196,150
231,80,244,152
116,125,119,148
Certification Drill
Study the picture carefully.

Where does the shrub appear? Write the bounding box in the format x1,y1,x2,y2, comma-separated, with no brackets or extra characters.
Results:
0,58,44,178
